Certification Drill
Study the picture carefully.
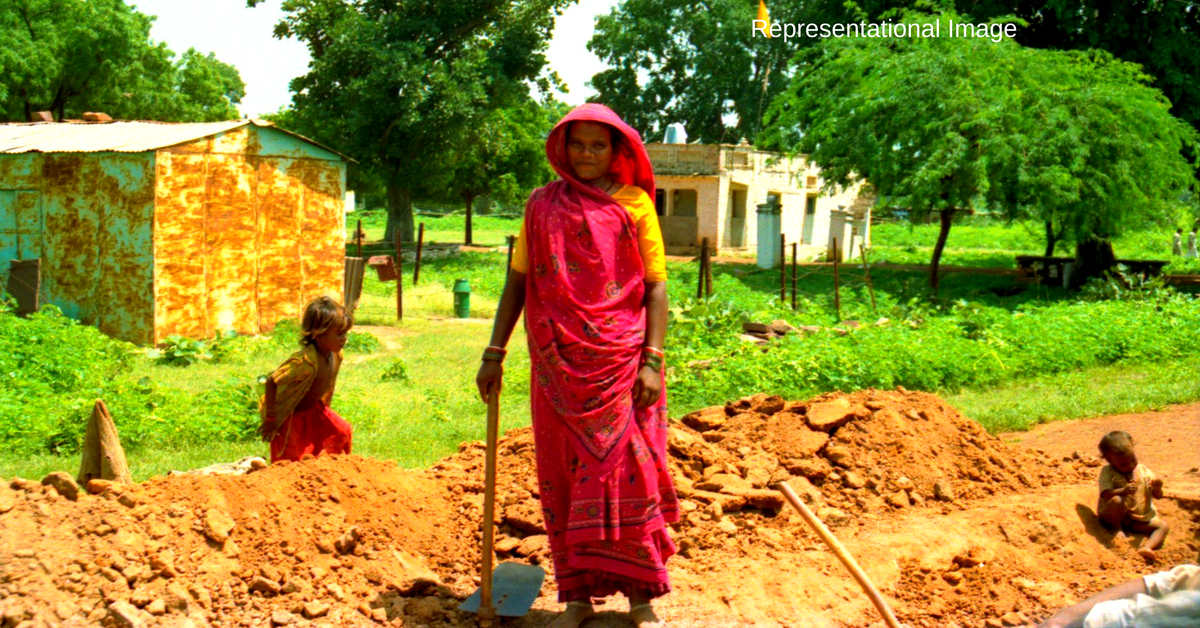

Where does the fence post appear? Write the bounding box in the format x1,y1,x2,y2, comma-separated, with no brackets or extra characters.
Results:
791,242,798,311
780,233,787,303
356,218,363,259
413,222,425,285
833,237,842,322
705,240,713,297
697,238,708,300
394,228,403,321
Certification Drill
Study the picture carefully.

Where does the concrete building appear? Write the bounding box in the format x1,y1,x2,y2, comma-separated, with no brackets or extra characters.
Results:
647,142,873,261
0,119,348,344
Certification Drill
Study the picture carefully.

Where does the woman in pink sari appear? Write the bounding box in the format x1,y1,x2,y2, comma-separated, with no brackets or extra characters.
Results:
476,104,678,628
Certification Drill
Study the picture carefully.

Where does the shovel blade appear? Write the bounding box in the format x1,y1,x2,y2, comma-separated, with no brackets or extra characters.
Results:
459,562,546,617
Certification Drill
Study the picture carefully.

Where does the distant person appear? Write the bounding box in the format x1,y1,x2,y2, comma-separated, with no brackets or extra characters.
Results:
1037,563,1200,627
1188,230,1199,259
259,296,353,462
476,103,677,628
1172,229,1183,256
1097,431,1168,563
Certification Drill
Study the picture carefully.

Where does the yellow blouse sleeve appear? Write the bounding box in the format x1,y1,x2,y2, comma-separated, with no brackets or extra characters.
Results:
614,185,667,281
510,218,530,274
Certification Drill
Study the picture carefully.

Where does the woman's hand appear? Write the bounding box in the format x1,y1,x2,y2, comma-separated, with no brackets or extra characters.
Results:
631,365,662,409
476,360,504,404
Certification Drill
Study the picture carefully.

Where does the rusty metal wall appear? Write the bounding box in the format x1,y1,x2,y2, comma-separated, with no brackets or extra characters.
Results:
153,126,346,342
0,151,157,343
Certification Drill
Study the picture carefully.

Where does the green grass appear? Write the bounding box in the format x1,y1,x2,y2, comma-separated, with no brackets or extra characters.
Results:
947,355,1200,433
348,209,520,248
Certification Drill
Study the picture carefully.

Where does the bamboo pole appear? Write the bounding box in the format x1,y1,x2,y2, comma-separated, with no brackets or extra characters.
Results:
833,237,842,321
413,222,425,285
776,482,902,628
394,228,403,321
791,241,798,311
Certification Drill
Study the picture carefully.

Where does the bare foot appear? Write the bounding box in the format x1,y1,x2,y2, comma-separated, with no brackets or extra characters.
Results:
630,602,665,628
545,602,594,628
1138,547,1157,564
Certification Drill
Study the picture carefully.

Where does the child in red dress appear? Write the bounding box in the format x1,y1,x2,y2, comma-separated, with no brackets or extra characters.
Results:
258,296,353,462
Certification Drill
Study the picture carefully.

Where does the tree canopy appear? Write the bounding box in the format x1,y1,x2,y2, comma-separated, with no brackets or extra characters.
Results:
249,0,572,242
0,0,245,122
763,12,1198,288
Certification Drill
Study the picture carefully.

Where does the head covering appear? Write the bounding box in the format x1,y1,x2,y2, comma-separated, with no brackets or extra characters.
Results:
545,104,656,201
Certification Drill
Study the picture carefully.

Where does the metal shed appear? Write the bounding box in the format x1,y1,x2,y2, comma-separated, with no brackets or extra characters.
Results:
0,119,348,344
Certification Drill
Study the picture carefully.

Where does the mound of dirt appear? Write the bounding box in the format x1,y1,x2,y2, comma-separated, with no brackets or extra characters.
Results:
1,389,1195,628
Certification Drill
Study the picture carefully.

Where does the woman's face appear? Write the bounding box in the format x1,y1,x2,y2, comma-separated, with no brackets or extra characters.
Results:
567,122,614,183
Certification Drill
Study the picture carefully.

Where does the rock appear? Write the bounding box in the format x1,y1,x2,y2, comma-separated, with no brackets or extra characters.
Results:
271,611,297,626
934,481,956,502
494,537,521,554
984,619,1004,628
503,501,546,534
302,601,330,619
87,479,115,495
680,407,727,432
363,564,384,585
326,583,347,602
716,519,738,535
819,507,851,526
164,584,191,613
834,468,866,489
954,546,995,569
824,445,856,469
516,535,549,557
202,509,236,543
786,476,824,509
753,395,786,416
739,334,770,344
765,415,829,458
942,571,963,586
334,526,360,554
371,607,388,622
788,457,833,482
41,472,80,501
895,476,914,491
695,473,753,494
0,487,14,514
807,398,867,432
770,320,795,335
1000,611,1026,627
108,601,146,628
742,321,771,334
742,489,785,511
150,551,178,578
250,576,280,596
739,453,777,489
145,600,166,616
249,458,269,471
798,325,822,335
393,549,443,595
886,491,910,508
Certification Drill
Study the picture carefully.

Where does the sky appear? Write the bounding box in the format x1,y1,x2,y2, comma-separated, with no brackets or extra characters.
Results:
132,0,622,117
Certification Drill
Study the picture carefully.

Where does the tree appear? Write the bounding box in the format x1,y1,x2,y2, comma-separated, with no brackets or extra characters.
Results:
447,99,562,244
249,0,573,243
764,12,1197,289
0,0,244,122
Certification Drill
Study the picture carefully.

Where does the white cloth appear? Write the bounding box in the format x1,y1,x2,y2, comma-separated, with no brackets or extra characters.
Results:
1084,565,1200,628
1187,232,1198,258
1172,233,1183,256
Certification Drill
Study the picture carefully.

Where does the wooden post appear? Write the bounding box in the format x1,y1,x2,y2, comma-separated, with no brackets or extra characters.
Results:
791,242,798,311
506,235,516,271
780,233,787,303
394,228,403,321
705,240,714,297
356,218,363,259
77,400,132,486
413,222,426,285
833,237,842,321
697,239,707,300
862,245,878,312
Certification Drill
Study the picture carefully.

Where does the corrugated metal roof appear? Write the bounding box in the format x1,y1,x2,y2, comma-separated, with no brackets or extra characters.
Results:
0,119,350,161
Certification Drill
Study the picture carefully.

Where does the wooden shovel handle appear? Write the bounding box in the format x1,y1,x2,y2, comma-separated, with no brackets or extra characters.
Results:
776,481,902,628
478,387,501,623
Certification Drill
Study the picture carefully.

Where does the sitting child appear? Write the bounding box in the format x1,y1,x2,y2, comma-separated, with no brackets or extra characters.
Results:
1097,431,1168,563
259,296,354,462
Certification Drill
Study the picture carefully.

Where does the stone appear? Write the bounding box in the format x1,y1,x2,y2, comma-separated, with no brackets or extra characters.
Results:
249,576,280,596
259,564,282,583
786,476,824,509
716,519,738,535
494,537,521,554
0,487,14,514
753,395,786,416
87,479,115,495
516,535,549,557
334,527,360,555
819,507,851,526
503,501,546,534
824,445,856,469
150,551,178,578
934,481,956,502
739,333,770,344
302,601,330,619
787,457,833,482
942,571,963,586
107,601,145,628
392,549,443,595
371,607,388,622
41,472,80,501
742,489,785,511
742,321,771,334
842,471,866,489
202,509,236,543
249,458,269,471
984,619,1004,628
363,564,384,585
695,473,753,494
164,583,191,613
886,491,910,508
739,453,777,489
145,600,166,616
954,546,995,569
1000,611,1026,627
680,407,727,432
326,583,347,602
807,398,868,432
271,611,297,626
769,320,795,335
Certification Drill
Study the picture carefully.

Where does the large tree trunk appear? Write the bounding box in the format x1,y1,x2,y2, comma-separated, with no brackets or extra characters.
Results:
1070,236,1117,289
929,208,954,291
464,192,477,245
385,180,414,244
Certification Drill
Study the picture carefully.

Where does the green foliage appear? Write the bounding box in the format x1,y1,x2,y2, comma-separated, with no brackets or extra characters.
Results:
0,0,244,122
345,331,381,353
148,336,214,366
380,358,411,383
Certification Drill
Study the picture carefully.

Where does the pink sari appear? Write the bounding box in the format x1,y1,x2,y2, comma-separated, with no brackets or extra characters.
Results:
523,104,679,602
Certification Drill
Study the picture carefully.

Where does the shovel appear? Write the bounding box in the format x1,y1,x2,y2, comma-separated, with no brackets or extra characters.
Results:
460,387,546,625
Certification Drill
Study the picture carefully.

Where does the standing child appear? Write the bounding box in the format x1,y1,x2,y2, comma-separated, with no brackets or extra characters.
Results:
1097,431,1169,563
259,296,354,462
